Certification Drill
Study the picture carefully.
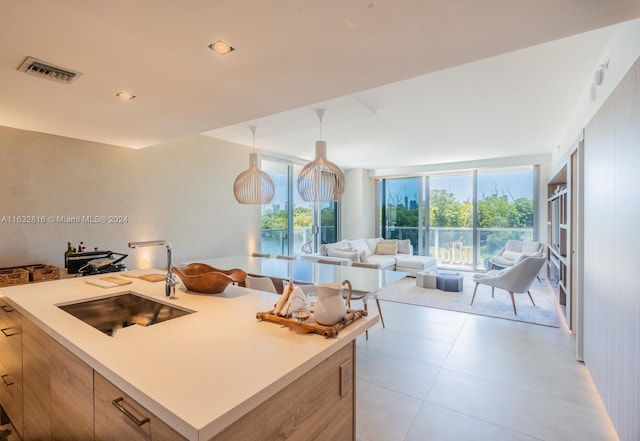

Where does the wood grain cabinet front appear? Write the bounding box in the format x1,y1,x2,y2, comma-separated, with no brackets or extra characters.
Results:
94,373,187,441
0,298,23,438
22,318,94,441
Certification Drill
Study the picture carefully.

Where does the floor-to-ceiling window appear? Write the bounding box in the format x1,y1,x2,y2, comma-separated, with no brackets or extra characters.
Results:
429,173,474,270
379,177,420,252
260,158,339,256
476,167,535,270
377,166,536,271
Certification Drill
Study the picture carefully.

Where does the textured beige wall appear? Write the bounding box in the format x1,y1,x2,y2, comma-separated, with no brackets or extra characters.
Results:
0,126,260,270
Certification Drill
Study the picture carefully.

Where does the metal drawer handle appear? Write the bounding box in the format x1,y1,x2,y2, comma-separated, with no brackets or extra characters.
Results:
112,397,150,426
0,327,17,337
1,374,14,386
1,305,13,313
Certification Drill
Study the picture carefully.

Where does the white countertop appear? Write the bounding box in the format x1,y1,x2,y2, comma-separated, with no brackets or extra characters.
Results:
0,269,377,441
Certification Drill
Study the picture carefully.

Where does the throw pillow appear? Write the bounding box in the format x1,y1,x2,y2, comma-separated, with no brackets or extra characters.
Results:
333,246,353,252
365,238,381,253
359,251,369,263
397,239,411,254
323,240,349,256
327,249,360,262
375,242,398,255
502,250,521,261
349,238,373,257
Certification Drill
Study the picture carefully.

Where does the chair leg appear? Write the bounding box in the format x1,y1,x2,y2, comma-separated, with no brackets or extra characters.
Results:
471,282,479,305
491,287,495,298
364,301,369,340
509,291,518,315
375,298,386,328
527,290,536,306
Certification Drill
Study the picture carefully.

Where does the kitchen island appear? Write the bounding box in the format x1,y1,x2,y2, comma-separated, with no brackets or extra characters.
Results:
0,269,378,440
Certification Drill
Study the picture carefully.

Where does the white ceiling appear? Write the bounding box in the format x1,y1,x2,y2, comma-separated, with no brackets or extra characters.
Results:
1,1,639,170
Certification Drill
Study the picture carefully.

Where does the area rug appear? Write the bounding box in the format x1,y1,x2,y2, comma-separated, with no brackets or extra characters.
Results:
376,274,560,327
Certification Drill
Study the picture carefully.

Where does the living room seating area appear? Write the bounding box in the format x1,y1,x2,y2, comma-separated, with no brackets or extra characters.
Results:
300,238,437,276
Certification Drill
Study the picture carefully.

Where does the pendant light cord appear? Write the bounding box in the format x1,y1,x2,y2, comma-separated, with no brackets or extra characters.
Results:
315,108,325,141
249,125,257,153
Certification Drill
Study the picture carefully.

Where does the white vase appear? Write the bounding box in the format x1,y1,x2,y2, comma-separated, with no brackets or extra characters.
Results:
314,280,351,325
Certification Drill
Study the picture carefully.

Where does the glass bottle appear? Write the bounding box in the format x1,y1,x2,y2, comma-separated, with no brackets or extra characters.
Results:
64,241,73,268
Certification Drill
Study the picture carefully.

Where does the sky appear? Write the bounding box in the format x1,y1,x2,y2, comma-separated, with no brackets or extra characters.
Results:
385,169,533,203
263,167,533,211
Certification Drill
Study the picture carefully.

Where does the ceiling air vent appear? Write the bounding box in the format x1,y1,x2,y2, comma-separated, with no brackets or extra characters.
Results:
17,56,82,84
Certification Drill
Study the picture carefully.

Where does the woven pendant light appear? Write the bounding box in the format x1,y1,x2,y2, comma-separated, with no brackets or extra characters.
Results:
233,127,275,204
297,109,345,202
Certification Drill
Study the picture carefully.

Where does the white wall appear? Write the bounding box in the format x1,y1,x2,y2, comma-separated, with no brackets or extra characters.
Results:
555,18,640,166
0,126,260,271
341,169,375,239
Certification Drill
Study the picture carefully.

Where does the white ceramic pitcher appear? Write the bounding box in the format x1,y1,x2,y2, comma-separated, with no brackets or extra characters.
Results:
314,280,352,326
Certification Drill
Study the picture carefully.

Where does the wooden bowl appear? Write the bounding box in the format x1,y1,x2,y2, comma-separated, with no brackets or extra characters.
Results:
172,263,247,294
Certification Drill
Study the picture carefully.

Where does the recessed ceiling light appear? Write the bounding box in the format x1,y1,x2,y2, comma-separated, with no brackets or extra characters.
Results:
116,91,136,101
208,40,234,55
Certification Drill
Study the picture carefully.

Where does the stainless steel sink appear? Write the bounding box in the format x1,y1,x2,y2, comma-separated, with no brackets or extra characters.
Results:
58,292,193,336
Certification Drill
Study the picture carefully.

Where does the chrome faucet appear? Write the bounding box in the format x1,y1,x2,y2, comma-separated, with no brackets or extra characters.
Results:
128,240,176,299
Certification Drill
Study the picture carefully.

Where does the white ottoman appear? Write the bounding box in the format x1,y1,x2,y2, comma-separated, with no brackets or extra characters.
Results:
396,256,438,277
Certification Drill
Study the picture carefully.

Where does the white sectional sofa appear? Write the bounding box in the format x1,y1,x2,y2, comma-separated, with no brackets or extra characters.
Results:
300,238,437,276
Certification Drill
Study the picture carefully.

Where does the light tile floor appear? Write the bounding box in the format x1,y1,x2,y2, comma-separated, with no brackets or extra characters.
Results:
355,301,619,441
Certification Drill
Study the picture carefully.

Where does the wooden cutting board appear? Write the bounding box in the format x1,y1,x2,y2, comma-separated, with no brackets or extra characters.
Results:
122,273,166,283
138,273,166,282
85,277,132,288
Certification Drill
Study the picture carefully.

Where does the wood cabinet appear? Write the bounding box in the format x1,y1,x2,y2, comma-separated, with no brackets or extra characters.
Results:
212,342,355,441
22,318,94,440
0,298,23,438
94,373,186,441
17,310,357,441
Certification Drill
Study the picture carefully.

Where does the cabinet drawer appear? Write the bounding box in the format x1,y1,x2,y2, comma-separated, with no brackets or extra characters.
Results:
0,358,23,438
0,299,23,438
94,373,186,441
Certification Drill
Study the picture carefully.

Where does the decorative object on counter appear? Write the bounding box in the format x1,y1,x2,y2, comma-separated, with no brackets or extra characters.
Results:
26,264,60,282
233,126,275,205
314,280,352,326
282,285,307,318
273,279,294,315
172,263,247,294
0,268,30,287
256,308,367,338
297,109,345,202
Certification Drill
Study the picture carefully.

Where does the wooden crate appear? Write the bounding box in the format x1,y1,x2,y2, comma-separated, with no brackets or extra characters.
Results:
0,268,29,287
26,265,60,282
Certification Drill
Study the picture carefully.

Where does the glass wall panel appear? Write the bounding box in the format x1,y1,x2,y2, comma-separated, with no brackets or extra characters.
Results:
476,167,534,270
377,165,535,271
260,159,338,256
260,160,290,256
429,174,474,270
379,177,420,253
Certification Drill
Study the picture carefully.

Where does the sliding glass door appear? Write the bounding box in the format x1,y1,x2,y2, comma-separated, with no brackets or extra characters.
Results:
260,159,339,256
379,177,420,253
428,173,474,270
476,167,535,269
377,166,536,271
